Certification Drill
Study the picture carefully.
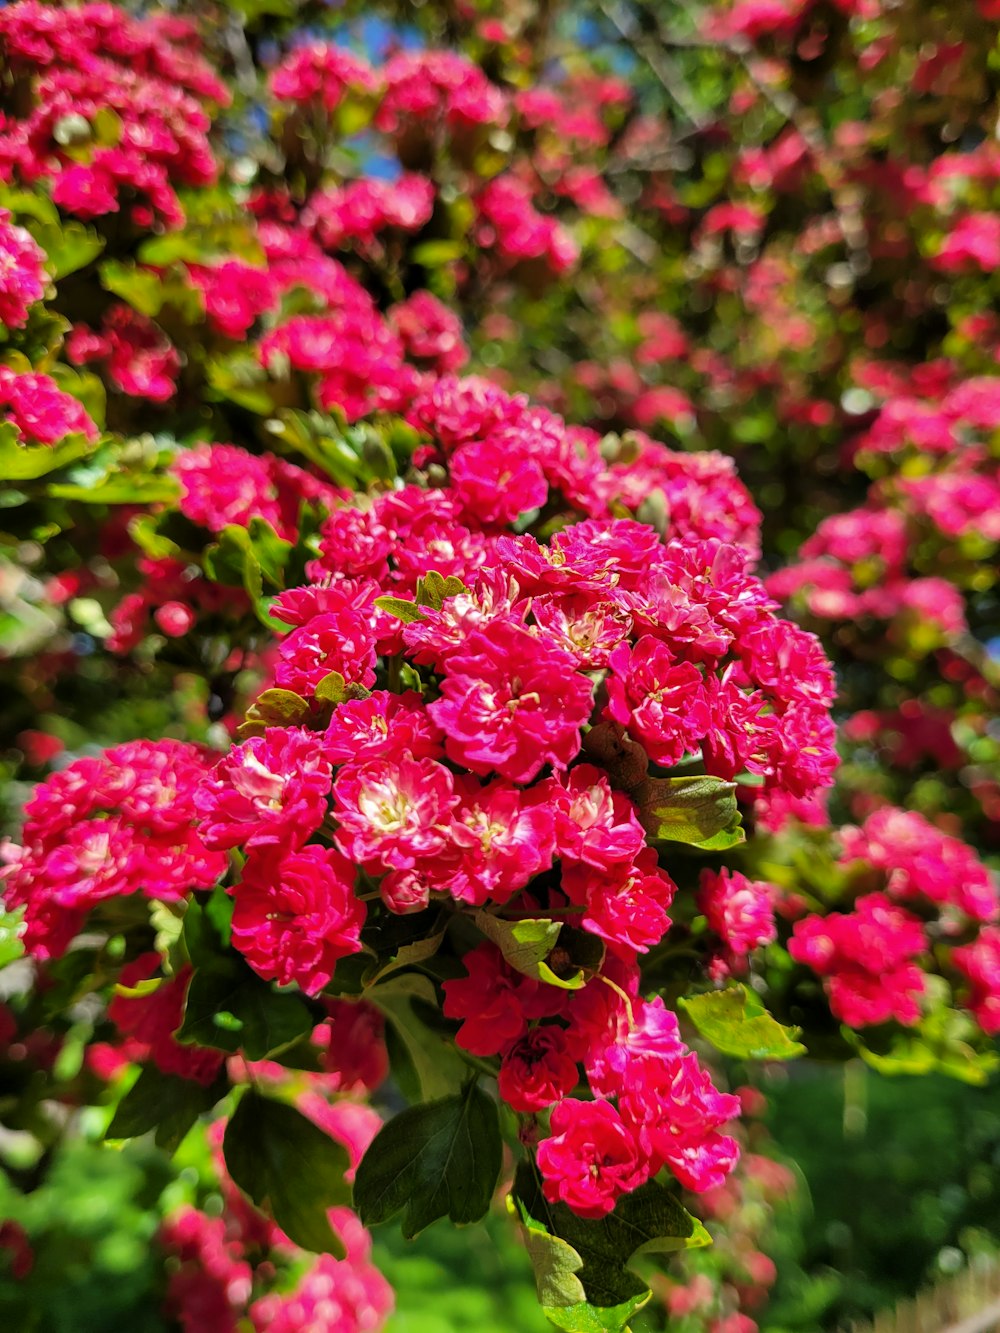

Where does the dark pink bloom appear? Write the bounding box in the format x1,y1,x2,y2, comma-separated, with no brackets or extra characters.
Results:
537,1099,649,1219
497,1026,579,1112
332,756,456,871
275,611,378,695
430,619,594,782
442,942,562,1057
606,635,709,766
195,728,333,854
233,846,364,996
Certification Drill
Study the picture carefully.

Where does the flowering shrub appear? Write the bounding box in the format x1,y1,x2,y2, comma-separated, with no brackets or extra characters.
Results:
1,1,999,1330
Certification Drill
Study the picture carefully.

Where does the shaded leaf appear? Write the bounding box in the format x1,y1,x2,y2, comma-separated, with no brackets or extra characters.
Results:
224,1089,352,1256
353,1084,501,1237
513,1162,706,1312
106,1064,224,1153
178,953,313,1060
369,972,467,1100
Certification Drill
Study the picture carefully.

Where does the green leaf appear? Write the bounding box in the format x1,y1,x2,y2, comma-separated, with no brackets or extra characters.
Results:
178,953,313,1060
679,985,805,1061
473,913,563,978
315,671,348,705
513,1163,706,1314
0,422,98,480
30,220,104,278
843,1011,1000,1086
106,1064,224,1153
365,925,448,986
224,1089,352,1256
410,240,466,267
415,571,467,609
353,1084,502,1238
247,515,293,585
204,525,264,605
0,906,25,970
48,474,180,505
634,775,743,849
368,973,468,1100
374,595,423,623
543,1294,652,1332
238,687,309,738
473,914,604,990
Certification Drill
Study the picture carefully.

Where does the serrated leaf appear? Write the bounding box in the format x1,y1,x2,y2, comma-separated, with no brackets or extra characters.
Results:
0,906,25,970
238,687,309,738
0,423,98,480
368,973,467,1100
178,954,313,1060
513,1163,705,1312
224,1089,352,1256
473,913,563,978
415,571,466,610
543,1294,652,1332
106,1064,225,1153
353,1084,501,1237
472,914,604,990
374,595,423,623
679,985,805,1061
634,775,742,849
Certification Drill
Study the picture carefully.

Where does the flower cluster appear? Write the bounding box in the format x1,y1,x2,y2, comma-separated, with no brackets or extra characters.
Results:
0,207,46,328
0,1,224,228
698,868,778,980
179,381,837,1218
789,893,929,1029
1,739,226,958
0,366,98,445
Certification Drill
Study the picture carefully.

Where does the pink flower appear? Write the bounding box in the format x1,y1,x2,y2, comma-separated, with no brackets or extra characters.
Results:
188,260,277,339
232,846,364,996
0,208,46,327
108,954,223,1085
314,998,389,1092
498,1026,580,1112
839,807,998,923
442,942,562,1057
934,213,1000,271
195,728,333,854
449,436,548,526
548,765,645,870
0,367,98,445
389,290,469,373
563,849,676,954
430,619,594,782
698,867,777,971
953,927,1000,1035
325,690,444,765
789,893,928,1027
269,42,377,110
537,1099,649,1219
275,611,378,695
332,756,457,871
444,776,556,906
606,635,709,766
